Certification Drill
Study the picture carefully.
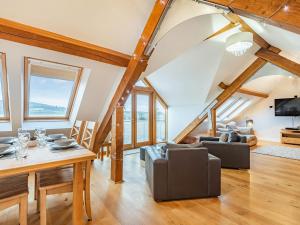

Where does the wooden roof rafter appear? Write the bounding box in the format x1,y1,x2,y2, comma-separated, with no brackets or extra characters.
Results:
256,48,300,78
92,0,174,152
201,0,300,35
0,18,131,67
218,82,269,98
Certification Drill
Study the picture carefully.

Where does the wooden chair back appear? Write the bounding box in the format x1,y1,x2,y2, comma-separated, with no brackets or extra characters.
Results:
81,121,100,151
0,174,29,225
70,120,86,143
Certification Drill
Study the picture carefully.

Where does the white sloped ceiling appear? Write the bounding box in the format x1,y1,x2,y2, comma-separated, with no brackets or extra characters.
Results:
0,0,155,55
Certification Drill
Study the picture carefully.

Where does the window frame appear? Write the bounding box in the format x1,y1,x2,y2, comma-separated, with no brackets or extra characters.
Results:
123,78,168,150
153,96,168,143
0,53,10,121
24,57,82,120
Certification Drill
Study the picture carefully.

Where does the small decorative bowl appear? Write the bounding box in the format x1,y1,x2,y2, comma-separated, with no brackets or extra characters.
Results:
28,140,38,148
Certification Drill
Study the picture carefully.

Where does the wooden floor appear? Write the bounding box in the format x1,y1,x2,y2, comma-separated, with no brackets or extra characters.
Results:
1,145,300,225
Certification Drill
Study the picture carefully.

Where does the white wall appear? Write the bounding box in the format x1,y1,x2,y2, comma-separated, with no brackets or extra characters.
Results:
168,105,203,141
237,76,300,142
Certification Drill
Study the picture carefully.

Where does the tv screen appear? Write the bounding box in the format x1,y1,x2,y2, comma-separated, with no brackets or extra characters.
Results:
275,98,300,116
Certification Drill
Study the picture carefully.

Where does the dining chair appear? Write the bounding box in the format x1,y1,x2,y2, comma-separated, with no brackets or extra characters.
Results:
70,120,87,143
99,132,112,161
35,121,96,225
0,174,29,225
81,121,100,152
36,161,92,225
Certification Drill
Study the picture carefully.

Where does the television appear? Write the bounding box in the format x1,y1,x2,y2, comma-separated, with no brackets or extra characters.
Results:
275,98,300,116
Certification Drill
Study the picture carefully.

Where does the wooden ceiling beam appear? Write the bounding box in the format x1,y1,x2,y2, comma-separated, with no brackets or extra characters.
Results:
224,13,271,49
92,0,173,152
215,56,267,108
218,82,269,98
203,0,300,35
204,22,237,41
256,48,300,78
0,18,131,67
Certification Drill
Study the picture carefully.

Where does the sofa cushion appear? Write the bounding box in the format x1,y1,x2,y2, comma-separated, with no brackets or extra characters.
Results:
239,135,247,143
238,127,253,135
180,136,197,144
166,143,203,149
219,133,229,142
228,131,240,142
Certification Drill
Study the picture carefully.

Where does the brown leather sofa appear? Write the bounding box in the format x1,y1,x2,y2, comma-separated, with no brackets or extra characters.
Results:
200,137,250,169
145,145,221,201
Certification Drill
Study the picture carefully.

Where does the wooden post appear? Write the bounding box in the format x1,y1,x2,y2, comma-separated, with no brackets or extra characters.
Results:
211,108,217,137
111,106,124,183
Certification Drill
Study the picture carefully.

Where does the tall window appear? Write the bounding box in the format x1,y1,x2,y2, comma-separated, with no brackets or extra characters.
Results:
124,94,132,146
0,53,10,120
123,79,168,149
155,99,167,142
24,58,82,120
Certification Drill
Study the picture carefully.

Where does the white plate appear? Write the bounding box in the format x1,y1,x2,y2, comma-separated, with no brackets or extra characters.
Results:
0,137,15,144
46,135,66,142
50,142,78,150
0,144,11,154
54,139,75,147
0,148,15,156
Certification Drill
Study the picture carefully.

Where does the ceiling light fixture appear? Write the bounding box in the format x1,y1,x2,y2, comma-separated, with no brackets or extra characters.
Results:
226,32,253,56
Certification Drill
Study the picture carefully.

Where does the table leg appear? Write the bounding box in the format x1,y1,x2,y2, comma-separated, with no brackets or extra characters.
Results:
73,162,84,225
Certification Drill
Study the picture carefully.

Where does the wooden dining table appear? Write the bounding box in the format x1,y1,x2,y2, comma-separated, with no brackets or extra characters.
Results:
0,145,96,225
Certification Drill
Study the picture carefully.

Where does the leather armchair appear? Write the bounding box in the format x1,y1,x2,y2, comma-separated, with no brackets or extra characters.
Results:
145,146,221,201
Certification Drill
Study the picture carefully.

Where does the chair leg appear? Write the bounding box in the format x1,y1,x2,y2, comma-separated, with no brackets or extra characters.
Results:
34,174,38,200
36,191,40,212
19,194,28,225
35,173,40,211
85,160,92,221
100,147,104,161
107,146,111,157
39,189,47,225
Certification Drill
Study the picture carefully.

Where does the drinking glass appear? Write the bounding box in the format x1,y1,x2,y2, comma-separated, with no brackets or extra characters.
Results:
16,131,30,158
18,128,28,139
35,128,47,147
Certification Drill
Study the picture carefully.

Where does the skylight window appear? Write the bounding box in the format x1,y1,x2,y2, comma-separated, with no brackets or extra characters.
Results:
24,58,82,120
0,53,10,120
219,97,246,121
228,100,252,120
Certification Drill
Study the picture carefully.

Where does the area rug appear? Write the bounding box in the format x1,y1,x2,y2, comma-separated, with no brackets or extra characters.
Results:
253,146,300,160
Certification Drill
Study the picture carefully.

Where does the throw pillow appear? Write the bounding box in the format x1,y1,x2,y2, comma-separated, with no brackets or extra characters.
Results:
239,135,247,143
216,122,226,129
228,131,240,143
219,133,229,142
181,136,197,144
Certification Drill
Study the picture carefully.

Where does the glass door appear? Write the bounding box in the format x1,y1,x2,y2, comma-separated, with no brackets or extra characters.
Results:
134,92,153,147
123,94,133,149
